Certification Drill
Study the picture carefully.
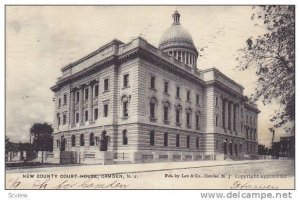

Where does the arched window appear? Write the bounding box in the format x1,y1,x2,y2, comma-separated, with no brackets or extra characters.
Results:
95,136,99,146
175,104,182,125
71,135,76,147
80,134,84,146
164,132,168,147
121,95,130,118
187,135,190,148
90,133,95,146
163,100,170,123
176,134,180,147
150,130,155,146
122,129,128,145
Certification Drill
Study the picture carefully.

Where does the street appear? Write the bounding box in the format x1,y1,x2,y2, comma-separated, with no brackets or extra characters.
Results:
6,159,294,189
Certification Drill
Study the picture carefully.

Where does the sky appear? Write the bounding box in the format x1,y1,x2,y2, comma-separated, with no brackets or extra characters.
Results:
6,6,290,146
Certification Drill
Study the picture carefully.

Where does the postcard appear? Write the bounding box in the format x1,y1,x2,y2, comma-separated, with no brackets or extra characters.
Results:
5,5,295,190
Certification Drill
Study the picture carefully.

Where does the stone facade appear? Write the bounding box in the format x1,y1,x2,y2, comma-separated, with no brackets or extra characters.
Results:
50,11,259,164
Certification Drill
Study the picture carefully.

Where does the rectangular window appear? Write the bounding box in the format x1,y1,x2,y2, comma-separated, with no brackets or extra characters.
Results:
58,98,61,108
150,103,155,118
63,94,67,105
123,74,129,87
94,108,98,121
176,110,180,124
196,137,199,149
76,91,80,103
122,130,128,145
85,110,88,122
164,81,168,93
187,91,190,101
63,114,66,125
187,135,190,148
215,96,218,107
196,94,199,105
150,131,155,146
104,104,108,117
216,116,218,127
196,115,199,128
164,107,168,121
176,86,180,98
186,113,190,126
150,76,155,89
104,78,109,91
123,102,128,117
176,134,180,147
84,88,89,100
57,114,60,126
164,133,168,147
94,84,99,97
76,113,79,123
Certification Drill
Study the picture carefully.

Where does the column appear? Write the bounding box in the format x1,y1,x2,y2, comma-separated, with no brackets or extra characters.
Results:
88,83,93,121
233,104,236,132
180,51,183,62
79,86,84,124
224,100,228,130
70,90,75,124
236,104,240,133
193,55,195,67
230,102,234,132
186,52,189,66
227,101,231,130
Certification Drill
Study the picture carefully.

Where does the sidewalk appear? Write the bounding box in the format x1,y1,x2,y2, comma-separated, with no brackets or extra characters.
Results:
6,159,280,175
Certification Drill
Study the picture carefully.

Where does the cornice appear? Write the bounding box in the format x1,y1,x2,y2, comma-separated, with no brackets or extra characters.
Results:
205,80,246,101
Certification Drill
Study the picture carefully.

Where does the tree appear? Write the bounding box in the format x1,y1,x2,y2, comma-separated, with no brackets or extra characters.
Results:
258,144,270,155
236,6,295,134
30,123,54,152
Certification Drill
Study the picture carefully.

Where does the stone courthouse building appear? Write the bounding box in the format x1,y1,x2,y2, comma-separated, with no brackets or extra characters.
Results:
50,11,259,164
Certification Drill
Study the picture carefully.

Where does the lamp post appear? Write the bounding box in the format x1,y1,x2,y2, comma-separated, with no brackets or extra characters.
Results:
269,128,275,158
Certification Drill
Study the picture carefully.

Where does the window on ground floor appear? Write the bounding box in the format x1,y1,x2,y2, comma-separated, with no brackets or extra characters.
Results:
150,130,155,146
164,132,168,147
122,129,128,145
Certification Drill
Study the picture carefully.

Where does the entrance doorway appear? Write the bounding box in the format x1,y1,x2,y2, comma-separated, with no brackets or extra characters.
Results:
223,141,227,155
60,136,66,151
229,142,233,156
234,143,238,156
100,131,109,151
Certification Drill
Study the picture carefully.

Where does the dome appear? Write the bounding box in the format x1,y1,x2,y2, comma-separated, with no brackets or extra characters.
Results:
158,11,198,68
158,25,196,51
